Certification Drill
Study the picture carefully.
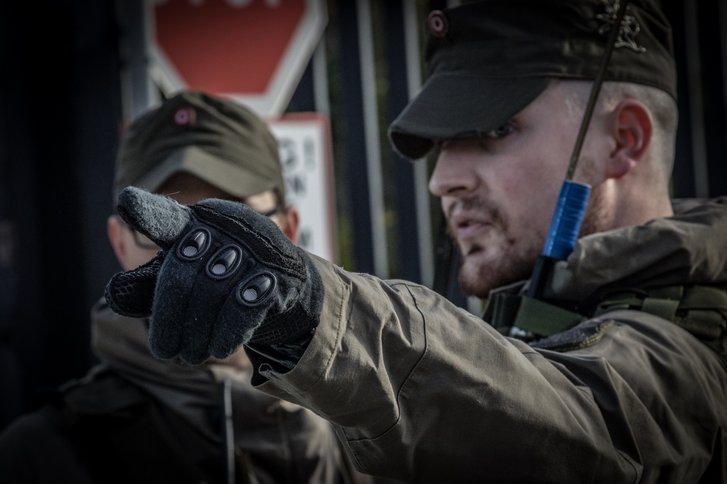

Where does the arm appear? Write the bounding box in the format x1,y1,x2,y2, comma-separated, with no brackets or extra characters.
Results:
105,188,725,483
252,258,725,482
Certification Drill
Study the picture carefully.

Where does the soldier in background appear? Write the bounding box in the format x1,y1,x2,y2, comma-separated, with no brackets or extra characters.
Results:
0,91,369,484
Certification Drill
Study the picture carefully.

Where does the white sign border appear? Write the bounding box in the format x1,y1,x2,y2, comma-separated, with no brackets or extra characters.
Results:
268,112,337,263
146,0,327,117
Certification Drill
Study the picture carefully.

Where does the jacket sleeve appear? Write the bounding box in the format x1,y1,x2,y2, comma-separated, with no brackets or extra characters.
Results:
250,255,726,483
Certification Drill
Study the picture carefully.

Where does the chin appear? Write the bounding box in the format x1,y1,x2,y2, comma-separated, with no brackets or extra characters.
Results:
457,247,539,298
458,257,496,298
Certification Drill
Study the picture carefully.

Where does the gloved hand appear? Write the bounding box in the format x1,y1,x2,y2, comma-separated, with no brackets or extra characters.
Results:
104,186,323,364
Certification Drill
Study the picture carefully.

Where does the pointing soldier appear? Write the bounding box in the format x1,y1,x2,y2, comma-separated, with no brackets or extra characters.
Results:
105,2,726,482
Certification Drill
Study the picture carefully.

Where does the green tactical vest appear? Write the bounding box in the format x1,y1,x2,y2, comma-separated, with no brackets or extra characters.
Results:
484,284,727,363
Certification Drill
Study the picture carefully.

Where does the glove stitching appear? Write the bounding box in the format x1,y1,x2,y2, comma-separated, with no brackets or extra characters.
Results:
192,205,306,279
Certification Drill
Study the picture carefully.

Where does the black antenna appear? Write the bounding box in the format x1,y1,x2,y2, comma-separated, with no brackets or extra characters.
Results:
566,0,631,181
527,0,631,299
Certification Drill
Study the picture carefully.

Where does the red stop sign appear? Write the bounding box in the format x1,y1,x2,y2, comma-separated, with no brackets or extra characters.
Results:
149,0,326,116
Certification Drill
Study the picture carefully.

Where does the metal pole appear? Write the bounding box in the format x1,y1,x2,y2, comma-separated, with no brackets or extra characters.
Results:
404,0,435,287
357,0,389,278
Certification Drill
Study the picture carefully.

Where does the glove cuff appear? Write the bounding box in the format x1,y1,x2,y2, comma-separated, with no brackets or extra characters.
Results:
249,303,315,345
105,253,164,318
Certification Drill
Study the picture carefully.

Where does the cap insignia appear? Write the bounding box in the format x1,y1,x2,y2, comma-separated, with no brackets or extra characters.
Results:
427,10,448,38
596,0,646,53
174,107,196,126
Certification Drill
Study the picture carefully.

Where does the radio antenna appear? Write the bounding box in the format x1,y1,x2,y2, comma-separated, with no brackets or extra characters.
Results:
527,0,631,299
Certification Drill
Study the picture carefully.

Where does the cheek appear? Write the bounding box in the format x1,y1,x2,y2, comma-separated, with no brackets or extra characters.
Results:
485,120,577,237
495,159,564,236
440,197,450,215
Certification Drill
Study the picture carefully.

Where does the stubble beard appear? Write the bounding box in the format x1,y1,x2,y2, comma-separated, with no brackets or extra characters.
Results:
458,244,540,298
452,186,609,299
577,181,609,239
450,196,543,298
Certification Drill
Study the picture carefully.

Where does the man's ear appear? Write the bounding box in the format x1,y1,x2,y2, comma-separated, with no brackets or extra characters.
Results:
606,99,653,179
107,215,127,266
279,206,300,244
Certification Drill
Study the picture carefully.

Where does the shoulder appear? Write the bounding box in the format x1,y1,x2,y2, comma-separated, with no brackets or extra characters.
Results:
0,368,150,479
0,406,63,451
0,405,94,483
535,309,722,365
534,310,726,407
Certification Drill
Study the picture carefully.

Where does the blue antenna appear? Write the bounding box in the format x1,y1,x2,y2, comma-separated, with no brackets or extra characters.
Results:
527,0,630,299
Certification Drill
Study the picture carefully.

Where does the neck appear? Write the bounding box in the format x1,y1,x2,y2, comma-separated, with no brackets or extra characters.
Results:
587,177,673,235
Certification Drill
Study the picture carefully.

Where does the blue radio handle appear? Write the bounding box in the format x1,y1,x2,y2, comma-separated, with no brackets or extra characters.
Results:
542,180,591,259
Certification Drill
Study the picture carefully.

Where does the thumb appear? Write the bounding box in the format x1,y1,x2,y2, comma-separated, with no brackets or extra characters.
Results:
105,252,164,318
117,186,191,250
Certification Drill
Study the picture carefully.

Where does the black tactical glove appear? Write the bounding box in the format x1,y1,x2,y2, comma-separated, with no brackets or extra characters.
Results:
104,186,323,365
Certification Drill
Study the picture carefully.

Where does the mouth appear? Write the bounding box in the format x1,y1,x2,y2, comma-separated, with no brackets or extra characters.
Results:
450,212,492,243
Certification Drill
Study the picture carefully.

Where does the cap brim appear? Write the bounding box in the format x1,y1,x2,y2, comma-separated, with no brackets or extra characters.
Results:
389,74,551,159
134,146,277,200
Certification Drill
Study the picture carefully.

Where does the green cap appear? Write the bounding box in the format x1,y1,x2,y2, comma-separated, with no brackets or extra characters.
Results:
114,90,285,204
389,0,676,160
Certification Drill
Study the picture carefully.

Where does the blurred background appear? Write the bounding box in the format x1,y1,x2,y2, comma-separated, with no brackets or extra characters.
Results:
0,0,725,430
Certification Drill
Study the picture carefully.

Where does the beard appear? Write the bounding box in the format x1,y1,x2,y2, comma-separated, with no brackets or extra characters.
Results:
451,185,609,298
457,245,538,298
449,196,543,298
577,180,609,238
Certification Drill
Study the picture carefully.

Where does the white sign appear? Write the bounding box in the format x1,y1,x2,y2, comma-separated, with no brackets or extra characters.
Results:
268,114,336,262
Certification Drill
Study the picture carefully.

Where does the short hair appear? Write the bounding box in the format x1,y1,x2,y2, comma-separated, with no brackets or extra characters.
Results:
561,79,678,178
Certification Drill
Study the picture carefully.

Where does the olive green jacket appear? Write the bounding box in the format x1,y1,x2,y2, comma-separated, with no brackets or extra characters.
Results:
251,198,727,483
0,304,365,484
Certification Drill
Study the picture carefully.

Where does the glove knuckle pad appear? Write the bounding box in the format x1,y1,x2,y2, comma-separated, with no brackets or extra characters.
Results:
236,272,277,307
206,244,246,279
176,228,211,260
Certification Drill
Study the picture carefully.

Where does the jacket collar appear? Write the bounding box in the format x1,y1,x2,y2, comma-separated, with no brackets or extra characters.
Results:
545,197,727,302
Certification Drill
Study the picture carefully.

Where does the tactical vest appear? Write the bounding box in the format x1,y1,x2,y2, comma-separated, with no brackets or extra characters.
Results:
484,283,727,363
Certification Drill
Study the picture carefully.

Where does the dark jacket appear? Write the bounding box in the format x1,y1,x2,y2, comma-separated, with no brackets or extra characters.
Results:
0,304,362,484
251,198,727,483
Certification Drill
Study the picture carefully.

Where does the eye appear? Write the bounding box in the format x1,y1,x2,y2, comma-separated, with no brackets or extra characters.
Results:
431,140,444,158
483,122,515,140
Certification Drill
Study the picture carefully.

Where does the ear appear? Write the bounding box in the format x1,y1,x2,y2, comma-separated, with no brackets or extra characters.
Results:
107,215,128,266
279,206,300,244
606,99,653,179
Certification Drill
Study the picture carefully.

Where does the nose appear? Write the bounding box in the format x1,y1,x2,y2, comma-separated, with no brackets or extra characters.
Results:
429,141,479,197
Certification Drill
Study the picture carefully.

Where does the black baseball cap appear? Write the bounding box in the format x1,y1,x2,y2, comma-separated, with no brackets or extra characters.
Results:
389,0,676,160
114,90,286,204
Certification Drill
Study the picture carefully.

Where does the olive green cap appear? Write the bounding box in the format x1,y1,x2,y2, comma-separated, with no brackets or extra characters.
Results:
389,0,677,160
114,90,285,204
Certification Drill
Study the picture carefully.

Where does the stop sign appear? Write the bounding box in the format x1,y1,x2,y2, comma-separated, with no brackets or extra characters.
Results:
148,0,327,116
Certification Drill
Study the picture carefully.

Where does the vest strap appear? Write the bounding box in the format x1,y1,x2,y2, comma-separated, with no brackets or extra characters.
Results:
594,284,727,361
484,292,582,337
513,296,583,337
485,284,727,362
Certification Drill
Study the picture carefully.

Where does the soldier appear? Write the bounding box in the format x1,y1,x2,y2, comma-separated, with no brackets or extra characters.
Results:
0,91,367,484
105,1,726,482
